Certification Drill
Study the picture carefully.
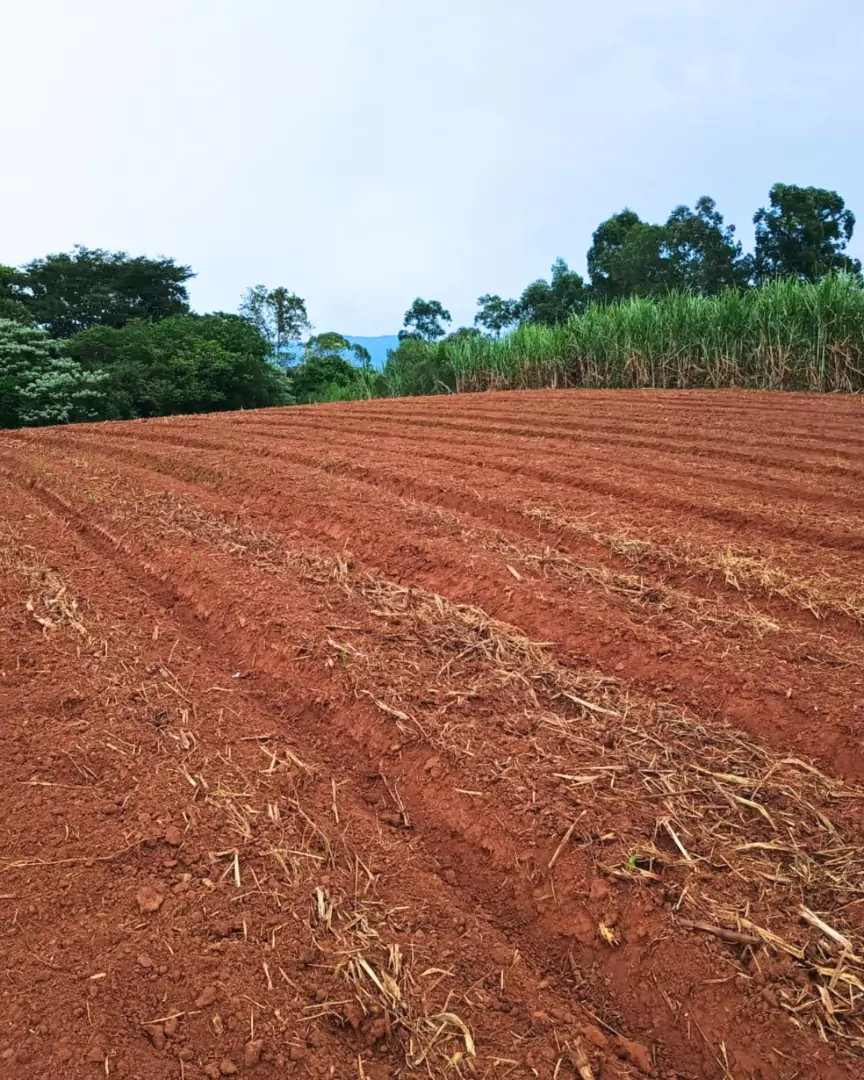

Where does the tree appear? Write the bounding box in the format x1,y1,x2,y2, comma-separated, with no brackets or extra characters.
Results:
399,298,451,342
289,332,375,404
517,259,589,325
664,196,750,293
587,212,670,302
753,184,861,282
350,342,372,367
382,335,455,396
19,246,193,337
0,319,107,429
474,294,520,336
239,285,311,363
444,326,482,343
304,332,371,368
0,266,32,324
292,353,360,403
68,314,290,419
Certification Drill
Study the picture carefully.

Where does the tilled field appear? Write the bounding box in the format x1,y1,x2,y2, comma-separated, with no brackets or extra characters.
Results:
1,389,864,1080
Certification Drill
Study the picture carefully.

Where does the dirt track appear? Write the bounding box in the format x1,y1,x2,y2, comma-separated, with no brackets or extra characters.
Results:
1,388,863,1080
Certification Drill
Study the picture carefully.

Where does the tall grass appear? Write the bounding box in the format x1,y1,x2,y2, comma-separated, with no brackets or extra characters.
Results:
382,276,864,395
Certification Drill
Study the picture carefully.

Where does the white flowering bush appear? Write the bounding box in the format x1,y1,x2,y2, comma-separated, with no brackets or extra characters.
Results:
0,319,108,429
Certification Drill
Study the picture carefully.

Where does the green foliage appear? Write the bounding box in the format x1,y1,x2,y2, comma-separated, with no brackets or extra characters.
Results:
5,178,859,426
444,327,482,345
516,259,589,325
292,354,360,403
754,184,861,283
67,314,291,419
381,336,456,397
290,332,378,403
19,246,193,338
474,294,520,335
350,342,372,366
663,197,750,294
380,276,864,395
443,323,566,391
306,331,352,355
0,298,32,324
0,319,107,429
400,298,452,342
587,200,750,302
239,285,311,362
587,211,671,302
0,265,33,324
305,332,371,367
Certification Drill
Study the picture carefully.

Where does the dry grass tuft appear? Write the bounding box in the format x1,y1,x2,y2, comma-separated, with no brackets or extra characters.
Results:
488,533,781,639
526,505,864,624
314,888,475,1069
0,526,90,638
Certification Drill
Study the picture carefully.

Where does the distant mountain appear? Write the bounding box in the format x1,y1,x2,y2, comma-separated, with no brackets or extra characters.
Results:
344,335,400,370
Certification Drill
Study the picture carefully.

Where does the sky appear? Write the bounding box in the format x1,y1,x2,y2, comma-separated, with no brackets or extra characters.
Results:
2,1,863,335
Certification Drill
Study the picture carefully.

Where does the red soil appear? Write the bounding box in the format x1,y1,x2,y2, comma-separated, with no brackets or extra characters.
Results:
1,389,863,1080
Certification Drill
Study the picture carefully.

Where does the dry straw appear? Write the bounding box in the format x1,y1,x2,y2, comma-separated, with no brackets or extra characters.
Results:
526,505,864,625
103,492,864,1050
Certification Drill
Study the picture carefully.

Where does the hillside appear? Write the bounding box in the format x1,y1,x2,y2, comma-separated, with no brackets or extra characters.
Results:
344,334,399,369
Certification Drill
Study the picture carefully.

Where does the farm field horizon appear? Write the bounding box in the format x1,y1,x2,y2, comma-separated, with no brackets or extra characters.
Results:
2,387,864,1079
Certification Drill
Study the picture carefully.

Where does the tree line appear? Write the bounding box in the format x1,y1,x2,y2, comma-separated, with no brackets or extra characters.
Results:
397,184,861,343
1,182,860,428
0,248,381,426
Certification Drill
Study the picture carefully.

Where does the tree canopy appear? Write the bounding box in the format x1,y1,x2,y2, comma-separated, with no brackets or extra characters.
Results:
18,246,193,338
292,353,359,404
587,212,670,302
2,178,861,427
753,184,861,282
517,259,589,325
67,314,290,419
305,332,371,367
239,285,311,362
0,249,319,426
400,298,452,342
663,197,750,294
289,333,375,403
474,295,520,335
0,266,33,324
585,198,749,300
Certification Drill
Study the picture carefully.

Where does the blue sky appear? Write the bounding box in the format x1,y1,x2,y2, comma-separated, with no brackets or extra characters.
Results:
2,1,862,335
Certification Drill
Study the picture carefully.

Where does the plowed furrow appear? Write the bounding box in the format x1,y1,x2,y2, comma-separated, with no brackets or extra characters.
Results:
13,470,864,1075
0,484,662,1080
177,409,864,495
224,403,864,469
4,437,863,788
206,415,864,509
3,389,864,1080
28,418,864,558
